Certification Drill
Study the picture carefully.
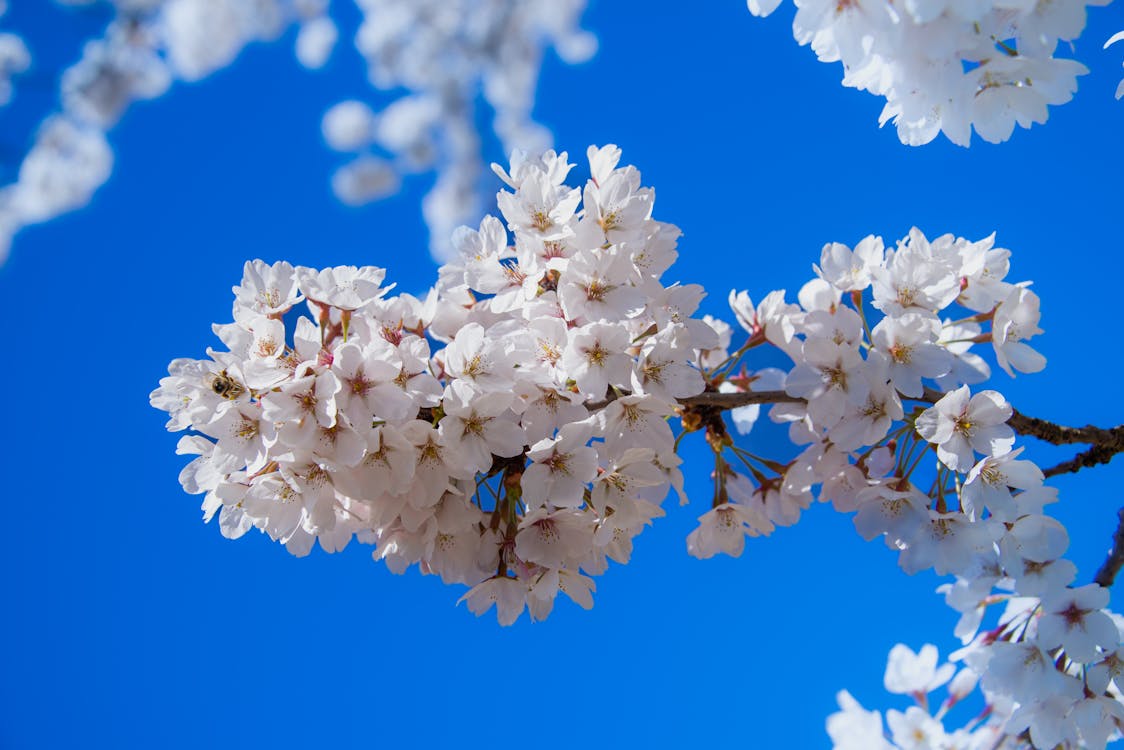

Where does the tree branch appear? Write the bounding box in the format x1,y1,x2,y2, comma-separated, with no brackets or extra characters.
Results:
1094,508,1124,588
918,386,1124,447
677,390,803,409
675,388,1124,475
1043,443,1124,479
1007,411,1124,447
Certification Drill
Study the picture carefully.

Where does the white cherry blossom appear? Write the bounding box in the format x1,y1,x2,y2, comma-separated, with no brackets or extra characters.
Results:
1037,584,1120,664
884,643,955,695
915,386,1014,471
992,286,1047,377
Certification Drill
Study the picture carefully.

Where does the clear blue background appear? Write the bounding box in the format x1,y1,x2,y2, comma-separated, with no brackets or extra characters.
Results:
2,2,1123,748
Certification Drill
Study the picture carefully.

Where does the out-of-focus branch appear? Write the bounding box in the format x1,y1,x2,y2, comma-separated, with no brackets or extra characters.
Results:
1094,508,1124,588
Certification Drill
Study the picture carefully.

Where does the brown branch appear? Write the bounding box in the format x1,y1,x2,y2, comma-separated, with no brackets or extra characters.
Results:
689,388,1124,477
677,390,803,409
919,386,1124,447
916,386,1124,473
1007,411,1124,447
594,387,1124,475
1043,443,1124,479
587,388,802,412
1094,508,1124,588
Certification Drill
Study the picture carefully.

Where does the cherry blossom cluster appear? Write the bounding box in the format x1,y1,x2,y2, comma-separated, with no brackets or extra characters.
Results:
0,0,591,263
151,145,713,625
152,145,1123,742
827,643,995,750
745,0,1112,145
693,229,1122,747
689,226,1045,558
830,617,1124,750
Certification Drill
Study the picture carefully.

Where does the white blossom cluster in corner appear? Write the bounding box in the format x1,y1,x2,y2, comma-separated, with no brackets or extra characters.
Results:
830,623,1124,750
151,146,713,625
0,0,592,263
696,228,1123,747
321,0,595,261
746,0,1111,145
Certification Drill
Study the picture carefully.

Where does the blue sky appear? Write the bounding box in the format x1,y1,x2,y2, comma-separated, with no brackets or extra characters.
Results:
2,2,1123,748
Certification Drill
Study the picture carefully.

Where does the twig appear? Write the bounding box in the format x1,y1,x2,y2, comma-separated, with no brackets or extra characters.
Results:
677,390,803,409
1007,411,1124,447
1094,508,1124,588
591,387,1124,476
695,387,1124,476
1043,444,1124,479
919,386,1124,446
918,387,1124,473
587,388,802,412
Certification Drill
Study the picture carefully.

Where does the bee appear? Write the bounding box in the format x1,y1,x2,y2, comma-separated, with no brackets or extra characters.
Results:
210,370,245,400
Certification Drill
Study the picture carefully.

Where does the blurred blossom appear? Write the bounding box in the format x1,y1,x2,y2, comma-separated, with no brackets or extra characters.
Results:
322,100,376,152
0,1,29,108
331,156,399,206
0,0,595,263
294,15,337,69
334,0,595,260
0,117,112,261
0,33,29,107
